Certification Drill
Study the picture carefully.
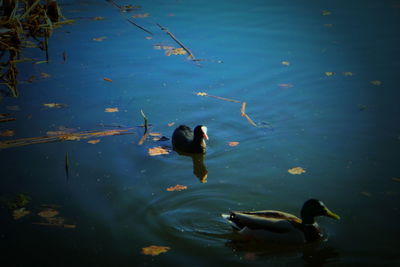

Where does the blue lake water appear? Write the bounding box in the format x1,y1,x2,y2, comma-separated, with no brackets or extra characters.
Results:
1,0,400,266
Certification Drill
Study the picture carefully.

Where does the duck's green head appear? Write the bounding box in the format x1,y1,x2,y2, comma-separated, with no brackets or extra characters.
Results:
301,199,340,224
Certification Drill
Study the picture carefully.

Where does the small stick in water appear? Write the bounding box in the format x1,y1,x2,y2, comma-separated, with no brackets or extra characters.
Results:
138,109,149,145
65,152,69,181
156,23,195,59
127,19,153,35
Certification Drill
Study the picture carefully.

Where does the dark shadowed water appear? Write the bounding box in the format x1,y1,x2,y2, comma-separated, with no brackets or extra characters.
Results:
1,0,400,266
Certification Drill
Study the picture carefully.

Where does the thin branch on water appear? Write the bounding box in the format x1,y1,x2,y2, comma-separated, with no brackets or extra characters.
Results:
138,109,149,145
127,19,153,35
156,23,195,60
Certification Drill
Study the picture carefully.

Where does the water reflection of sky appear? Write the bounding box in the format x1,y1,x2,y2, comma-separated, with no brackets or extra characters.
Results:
1,0,400,266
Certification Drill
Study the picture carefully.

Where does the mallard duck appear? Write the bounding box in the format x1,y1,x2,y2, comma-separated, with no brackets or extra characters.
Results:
222,199,340,244
172,125,208,154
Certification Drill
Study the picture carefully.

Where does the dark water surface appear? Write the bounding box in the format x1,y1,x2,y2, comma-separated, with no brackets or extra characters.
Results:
1,0,400,266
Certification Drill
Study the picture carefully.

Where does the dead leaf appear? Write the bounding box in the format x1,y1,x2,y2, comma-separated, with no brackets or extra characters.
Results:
132,13,150,18
288,167,306,175
38,208,59,218
103,77,113,82
43,103,68,108
1,129,15,137
167,122,175,127
343,72,353,76
93,16,105,20
281,61,290,66
88,139,100,144
228,141,239,147
166,184,188,191
13,208,31,220
370,80,382,86
93,36,107,42
148,146,170,156
105,107,119,112
62,135,81,141
322,10,331,16
41,72,51,78
0,113,11,118
325,72,334,76
196,92,208,96
165,48,187,56
153,45,174,50
149,132,162,136
141,245,170,256
278,83,293,88
46,131,69,136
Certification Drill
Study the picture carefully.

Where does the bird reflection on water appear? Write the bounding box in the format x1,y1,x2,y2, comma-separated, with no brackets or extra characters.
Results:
174,149,208,183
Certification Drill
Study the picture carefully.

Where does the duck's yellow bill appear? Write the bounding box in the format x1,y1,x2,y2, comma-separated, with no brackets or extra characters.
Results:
325,209,340,220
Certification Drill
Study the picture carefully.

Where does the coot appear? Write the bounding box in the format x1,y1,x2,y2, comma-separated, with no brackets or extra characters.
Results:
172,125,208,154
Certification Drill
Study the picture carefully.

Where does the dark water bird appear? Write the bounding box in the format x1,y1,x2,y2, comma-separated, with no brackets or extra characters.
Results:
172,125,208,154
222,199,340,244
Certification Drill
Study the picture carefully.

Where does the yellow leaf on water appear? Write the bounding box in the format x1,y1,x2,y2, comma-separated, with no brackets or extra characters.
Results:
288,167,306,175
141,245,170,256
325,72,334,76
38,208,59,218
343,72,354,76
88,139,100,144
93,36,107,42
166,184,188,191
132,13,150,18
62,135,81,141
148,146,170,156
153,45,174,50
1,129,15,137
105,108,119,113
196,92,208,96
322,10,331,16
103,77,113,82
149,132,162,136
13,208,31,220
281,61,290,66
41,72,51,78
228,141,239,147
278,83,293,88
165,48,187,56
370,80,382,86
93,16,105,20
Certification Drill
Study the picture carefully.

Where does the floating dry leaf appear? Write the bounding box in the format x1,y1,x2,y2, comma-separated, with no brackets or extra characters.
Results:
343,72,353,76
392,177,400,182
88,139,100,144
278,83,293,88
132,13,150,18
105,107,119,113
370,80,382,86
1,129,15,137
43,103,68,108
38,208,59,218
0,113,11,118
41,72,51,78
228,141,239,147
166,184,188,191
325,72,334,76
141,245,170,256
103,77,113,82
153,45,174,50
148,146,170,156
281,61,290,66
288,167,306,175
149,132,162,136
322,10,331,16
145,36,153,40
47,131,69,136
13,208,31,220
93,16,105,20
93,36,107,42
167,122,175,127
166,48,187,56
196,92,208,96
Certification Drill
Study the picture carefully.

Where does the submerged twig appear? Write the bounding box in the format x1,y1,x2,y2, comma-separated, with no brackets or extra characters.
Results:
127,19,153,35
65,152,69,181
156,23,195,60
138,109,149,145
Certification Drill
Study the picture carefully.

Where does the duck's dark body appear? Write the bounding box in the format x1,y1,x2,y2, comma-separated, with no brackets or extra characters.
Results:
172,125,207,154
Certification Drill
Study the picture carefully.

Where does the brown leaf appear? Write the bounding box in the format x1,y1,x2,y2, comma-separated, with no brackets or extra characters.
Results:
141,245,170,256
228,141,239,147
93,16,105,20
88,139,100,144
13,208,31,220
105,107,119,112
38,208,59,218
165,48,187,56
288,167,306,175
1,129,15,137
148,146,170,156
166,184,188,192
103,77,113,82
93,36,107,42
132,13,150,18
149,132,162,136
43,103,68,108
281,61,290,66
